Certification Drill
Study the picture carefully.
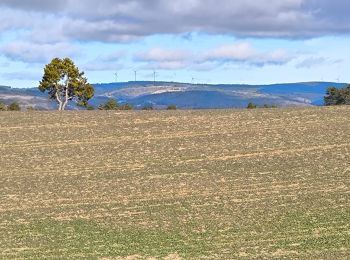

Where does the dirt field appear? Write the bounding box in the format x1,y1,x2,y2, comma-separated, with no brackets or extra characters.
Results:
1,107,349,259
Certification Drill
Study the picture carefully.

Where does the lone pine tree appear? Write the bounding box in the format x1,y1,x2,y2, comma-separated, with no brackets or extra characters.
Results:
39,58,94,111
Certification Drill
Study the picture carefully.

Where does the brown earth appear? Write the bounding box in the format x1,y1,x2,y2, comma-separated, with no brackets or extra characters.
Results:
0,106,349,259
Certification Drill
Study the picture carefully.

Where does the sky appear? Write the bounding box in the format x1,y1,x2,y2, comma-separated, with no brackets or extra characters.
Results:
0,0,349,88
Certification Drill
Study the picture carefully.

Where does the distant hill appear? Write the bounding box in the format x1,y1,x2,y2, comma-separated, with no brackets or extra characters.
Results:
0,81,347,110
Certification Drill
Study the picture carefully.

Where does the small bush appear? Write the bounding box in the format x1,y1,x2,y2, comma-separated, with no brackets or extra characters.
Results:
247,102,257,109
167,105,177,110
99,99,119,110
8,102,21,111
262,104,277,108
119,103,133,110
142,104,154,110
0,102,6,111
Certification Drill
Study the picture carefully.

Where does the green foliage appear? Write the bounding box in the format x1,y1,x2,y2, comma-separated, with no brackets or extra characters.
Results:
119,103,133,110
167,105,177,110
324,85,350,106
98,100,133,111
0,102,6,111
247,102,257,109
263,104,278,108
39,58,94,110
142,104,154,110
99,99,119,110
7,102,21,111
26,106,35,111
86,105,95,110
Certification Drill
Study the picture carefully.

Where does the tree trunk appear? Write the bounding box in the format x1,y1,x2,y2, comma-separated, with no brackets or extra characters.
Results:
61,85,69,111
56,91,63,111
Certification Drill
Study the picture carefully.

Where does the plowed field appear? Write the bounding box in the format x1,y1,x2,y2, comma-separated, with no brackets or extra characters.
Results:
1,107,349,259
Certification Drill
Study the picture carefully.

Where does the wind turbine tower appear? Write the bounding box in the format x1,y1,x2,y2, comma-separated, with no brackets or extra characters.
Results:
153,70,157,86
115,72,118,83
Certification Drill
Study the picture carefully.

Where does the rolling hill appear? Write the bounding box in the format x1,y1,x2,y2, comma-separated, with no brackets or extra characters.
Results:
0,81,347,109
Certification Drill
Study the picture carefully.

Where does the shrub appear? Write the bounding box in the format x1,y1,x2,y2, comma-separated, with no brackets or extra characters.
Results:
142,104,154,110
119,103,133,110
247,102,257,109
167,105,177,110
0,102,6,111
99,99,119,110
263,104,277,108
8,102,21,111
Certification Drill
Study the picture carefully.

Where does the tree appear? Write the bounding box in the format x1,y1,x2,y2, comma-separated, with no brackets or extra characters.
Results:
247,102,257,109
99,99,119,110
7,102,21,111
324,85,350,106
39,58,94,111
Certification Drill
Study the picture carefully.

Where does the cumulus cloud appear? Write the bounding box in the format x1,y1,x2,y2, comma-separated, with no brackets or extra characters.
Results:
83,51,125,71
0,42,80,63
1,71,40,81
296,56,343,68
0,0,349,44
134,48,191,70
134,43,293,70
201,43,292,66
135,48,190,62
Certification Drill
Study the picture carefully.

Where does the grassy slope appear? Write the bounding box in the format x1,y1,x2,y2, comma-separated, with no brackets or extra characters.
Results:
0,107,349,259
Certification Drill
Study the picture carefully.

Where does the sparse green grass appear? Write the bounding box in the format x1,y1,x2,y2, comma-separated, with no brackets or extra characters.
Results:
1,107,349,259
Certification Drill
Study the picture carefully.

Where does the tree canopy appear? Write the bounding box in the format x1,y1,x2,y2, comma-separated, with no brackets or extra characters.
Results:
324,85,350,106
39,58,94,111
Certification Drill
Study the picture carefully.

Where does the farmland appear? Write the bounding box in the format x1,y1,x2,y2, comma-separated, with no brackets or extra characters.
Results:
0,107,349,259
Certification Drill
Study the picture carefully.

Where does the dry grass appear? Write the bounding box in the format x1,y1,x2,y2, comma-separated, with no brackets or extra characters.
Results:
1,106,349,259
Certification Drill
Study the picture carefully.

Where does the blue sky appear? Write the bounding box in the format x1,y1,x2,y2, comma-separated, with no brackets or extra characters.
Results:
0,0,349,88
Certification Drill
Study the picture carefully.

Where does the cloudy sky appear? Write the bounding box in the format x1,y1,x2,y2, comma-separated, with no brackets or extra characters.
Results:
0,0,349,87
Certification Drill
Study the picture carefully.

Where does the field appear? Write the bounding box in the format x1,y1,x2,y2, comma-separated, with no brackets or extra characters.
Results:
1,107,349,259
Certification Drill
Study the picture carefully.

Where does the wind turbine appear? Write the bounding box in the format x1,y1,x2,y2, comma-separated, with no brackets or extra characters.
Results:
114,72,118,83
134,70,137,82
153,70,157,85
191,77,195,85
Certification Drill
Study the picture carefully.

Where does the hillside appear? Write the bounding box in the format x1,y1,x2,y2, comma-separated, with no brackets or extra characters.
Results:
0,81,347,109
1,107,349,259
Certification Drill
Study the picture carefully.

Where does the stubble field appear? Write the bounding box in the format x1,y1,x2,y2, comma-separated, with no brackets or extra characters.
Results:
0,107,349,259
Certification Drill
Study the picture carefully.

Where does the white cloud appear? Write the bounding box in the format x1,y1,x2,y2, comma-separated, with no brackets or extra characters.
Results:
83,51,125,71
135,48,190,62
0,42,80,63
1,71,40,81
296,56,343,69
0,0,350,44
133,43,293,71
